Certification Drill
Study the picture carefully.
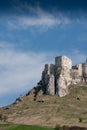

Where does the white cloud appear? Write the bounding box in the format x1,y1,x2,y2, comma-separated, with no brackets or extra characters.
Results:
7,6,70,29
7,5,87,30
1,5,87,31
0,47,52,96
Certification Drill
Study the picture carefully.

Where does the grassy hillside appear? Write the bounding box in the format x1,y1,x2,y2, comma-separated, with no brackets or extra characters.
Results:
0,123,87,130
0,124,53,130
0,85,87,128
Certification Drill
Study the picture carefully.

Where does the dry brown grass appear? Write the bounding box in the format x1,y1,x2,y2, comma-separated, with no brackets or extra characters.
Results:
0,85,87,128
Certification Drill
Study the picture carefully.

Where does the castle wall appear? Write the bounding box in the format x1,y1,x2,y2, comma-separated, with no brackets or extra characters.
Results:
55,56,72,96
41,55,87,97
50,64,55,75
55,56,72,69
82,63,87,78
71,64,83,84
57,74,69,97
77,64,83,76
47,74,55,95
42,64,55,95
44,64,50,75
82,63,87,84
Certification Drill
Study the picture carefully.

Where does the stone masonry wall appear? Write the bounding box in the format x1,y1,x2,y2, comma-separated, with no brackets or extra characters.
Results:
55,56,72,69
41,56,87,97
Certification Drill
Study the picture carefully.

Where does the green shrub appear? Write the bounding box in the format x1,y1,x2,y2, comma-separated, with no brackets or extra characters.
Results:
79,117,83,123
62,125,67,130
55,125,63,130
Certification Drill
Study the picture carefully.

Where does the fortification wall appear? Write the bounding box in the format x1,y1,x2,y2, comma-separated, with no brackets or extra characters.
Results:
41,55,87,97
55,56,72,69
72,64,82,77
82,63,87,84
77,64,83,76
42,64,55,95
44,64,50,75
82,63,87,77
47,74,55,95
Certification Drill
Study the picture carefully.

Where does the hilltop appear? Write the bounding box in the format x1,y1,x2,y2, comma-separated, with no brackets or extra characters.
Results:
0,55,87,128
0,85,87,128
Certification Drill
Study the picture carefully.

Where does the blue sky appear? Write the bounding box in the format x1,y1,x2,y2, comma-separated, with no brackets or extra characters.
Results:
0,0,87,107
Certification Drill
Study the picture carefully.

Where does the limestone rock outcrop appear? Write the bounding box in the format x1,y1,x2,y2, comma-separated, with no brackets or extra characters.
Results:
37,56,87,97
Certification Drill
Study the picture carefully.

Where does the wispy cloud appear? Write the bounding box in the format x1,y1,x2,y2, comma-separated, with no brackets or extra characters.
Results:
6,6,70,30
0,47,50,96
0,4,86,31
0,42,54,106
1,1,87,30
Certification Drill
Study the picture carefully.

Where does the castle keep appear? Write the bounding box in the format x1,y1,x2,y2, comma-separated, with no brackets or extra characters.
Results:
41,56,87,97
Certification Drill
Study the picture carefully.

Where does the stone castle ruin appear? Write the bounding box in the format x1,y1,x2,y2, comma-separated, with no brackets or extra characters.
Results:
37,56,87,97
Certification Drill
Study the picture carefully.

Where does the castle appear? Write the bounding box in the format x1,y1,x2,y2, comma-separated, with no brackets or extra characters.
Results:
39,56,87,97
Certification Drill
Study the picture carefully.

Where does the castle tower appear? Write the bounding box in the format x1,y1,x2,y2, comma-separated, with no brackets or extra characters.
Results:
82,59,87,83
77,64,83,76
55,56,72,69
55,56,72,96
41,55,87,97
42,64,55,95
